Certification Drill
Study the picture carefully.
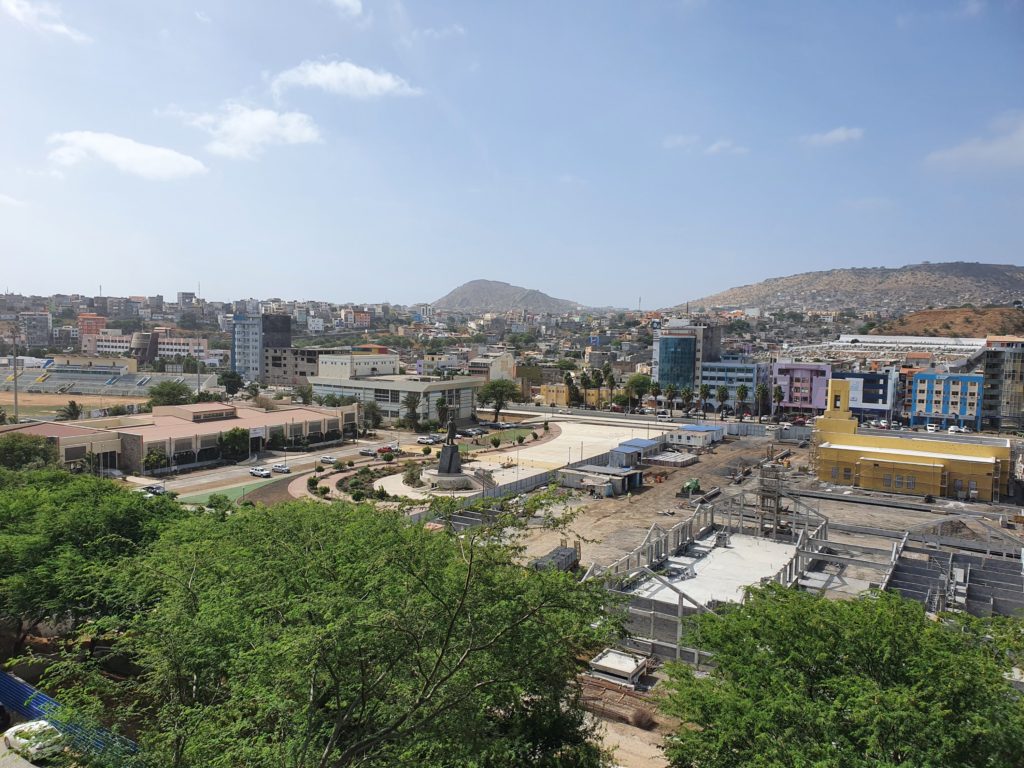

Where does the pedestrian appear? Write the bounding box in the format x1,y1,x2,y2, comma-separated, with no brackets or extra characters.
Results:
627,491,632,504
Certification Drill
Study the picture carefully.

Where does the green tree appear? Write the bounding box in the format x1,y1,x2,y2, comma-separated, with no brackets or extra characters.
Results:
0,433,59,470
361,401,382,431
664,383,679,412
754,382,769,421
662,585,1024,768
0,469,183,653
245,381,262,399
579,371,592,407
40,501,615,767
698,383,711,420
435,396,449,427
735,384,749,421
219,427,250,461
0,406,7,425
292,382,313,405
217,370,244,395
772,383,785,421
604,369,616,396
679,386,694,412
55,399,83,421
143,448,169,471
715,385,729,418
625,373,652,411
477,378,523,422
148,379,195,407
490,435,501,448
401,391,422,429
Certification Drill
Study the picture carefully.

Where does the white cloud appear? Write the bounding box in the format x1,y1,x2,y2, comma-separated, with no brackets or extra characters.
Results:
662,133,699,150
271,59,421,99
328,0,362,17
801,126,864,147
0,193,25,206
194,10,211,23
172,102,321,159
1,0,90,42
401,23,466,45
47,131,207,180
705,139,749,155
926,113,1024,171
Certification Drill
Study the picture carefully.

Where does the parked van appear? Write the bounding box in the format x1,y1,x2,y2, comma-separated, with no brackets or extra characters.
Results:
656,414,673,422
926,424,938,433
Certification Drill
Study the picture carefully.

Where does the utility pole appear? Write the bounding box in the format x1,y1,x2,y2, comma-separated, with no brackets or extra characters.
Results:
10,330,19,423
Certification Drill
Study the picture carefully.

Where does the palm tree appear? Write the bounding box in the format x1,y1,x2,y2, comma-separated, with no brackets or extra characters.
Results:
650,382,662,410
754,382,769,422
735,384,749,422
605,370,616,398
665,383,679,414
698,384,711,421
401,392,421,428
56,400,82,421
436,397,449,427
579,371,592,408
715,385,729,420
679,386,694,413
772,384,785,422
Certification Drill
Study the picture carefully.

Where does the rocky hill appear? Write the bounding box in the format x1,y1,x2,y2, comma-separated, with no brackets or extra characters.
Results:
870,307,1024,338
679,262,1024,313
433,280,581,314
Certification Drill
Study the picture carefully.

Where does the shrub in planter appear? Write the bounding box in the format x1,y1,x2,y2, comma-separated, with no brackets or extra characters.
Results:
306,476,319,491
490,436,501,449
543,421,549,432
347,460,355,467
374,487,389,500
531,431,539,440
351,490,366,502
421,446,432,456
516,435,525,445
382,452,395,463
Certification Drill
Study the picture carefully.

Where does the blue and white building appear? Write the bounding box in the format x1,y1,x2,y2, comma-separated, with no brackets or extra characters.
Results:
908,372,983,431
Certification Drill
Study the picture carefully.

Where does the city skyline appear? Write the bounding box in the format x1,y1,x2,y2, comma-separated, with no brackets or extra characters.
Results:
1,0,1022,307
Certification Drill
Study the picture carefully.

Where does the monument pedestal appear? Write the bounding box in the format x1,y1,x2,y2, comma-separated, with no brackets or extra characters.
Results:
428,443,474,490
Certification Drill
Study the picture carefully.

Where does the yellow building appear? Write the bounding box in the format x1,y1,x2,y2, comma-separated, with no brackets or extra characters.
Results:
814,379,1011,502
538,383,615,408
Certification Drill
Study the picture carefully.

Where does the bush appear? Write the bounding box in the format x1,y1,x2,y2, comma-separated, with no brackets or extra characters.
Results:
374,487,390,500
347,460,355,467
516,435,525,445
316,486,330,498
382,452,395,463
531,432,539,440
422,446,432,456
543,421,549,432
490,436,501,449
306,477,319,491
350,490,366,502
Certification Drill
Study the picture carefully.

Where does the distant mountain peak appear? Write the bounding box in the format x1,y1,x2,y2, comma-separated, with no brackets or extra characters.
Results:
673,261,1024,313
433,280,582,314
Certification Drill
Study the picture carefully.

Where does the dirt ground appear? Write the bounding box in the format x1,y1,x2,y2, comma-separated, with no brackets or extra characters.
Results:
598,718,669,768
0,391,148,419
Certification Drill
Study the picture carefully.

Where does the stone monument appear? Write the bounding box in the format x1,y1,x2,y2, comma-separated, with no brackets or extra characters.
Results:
425,415,473,490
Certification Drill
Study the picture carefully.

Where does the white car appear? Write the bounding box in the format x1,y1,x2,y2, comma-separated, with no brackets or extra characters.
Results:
765,425,779,432
3,720,64,761
249,466,271,478
926,424,938,433
416,436,438,445
271,463,290,473
319,455,336,464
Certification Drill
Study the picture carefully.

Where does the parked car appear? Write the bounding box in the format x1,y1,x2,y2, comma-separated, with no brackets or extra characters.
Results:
656,414,674,422
249,466,271,478
765,425,779,432
319,455,336,464
3,720,64,762
143,484,166,495
417,436,439,444
271,463,290,473
926,424,938,433
358,447,376,456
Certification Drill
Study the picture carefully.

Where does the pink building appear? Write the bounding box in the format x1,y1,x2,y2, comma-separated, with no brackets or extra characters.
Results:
772,362,831,413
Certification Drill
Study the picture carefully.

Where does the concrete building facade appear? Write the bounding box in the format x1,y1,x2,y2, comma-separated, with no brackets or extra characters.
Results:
652,319,722,392
772,362,831,414
814,379,1010,502
309,373,485,424
980,338,1024,431
698,358,769,416
908,372,983,431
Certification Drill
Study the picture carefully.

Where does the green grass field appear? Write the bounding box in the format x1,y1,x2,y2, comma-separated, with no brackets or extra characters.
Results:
178,477,279,505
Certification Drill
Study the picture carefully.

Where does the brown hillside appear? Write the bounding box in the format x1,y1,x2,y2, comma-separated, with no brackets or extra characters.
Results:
870,307,1024,338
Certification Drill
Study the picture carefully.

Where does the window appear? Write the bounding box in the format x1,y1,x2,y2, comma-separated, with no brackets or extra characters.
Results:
843,467,852,481
894,475,903,489
906,476,916,490
883,474,892,488
954,479,963,492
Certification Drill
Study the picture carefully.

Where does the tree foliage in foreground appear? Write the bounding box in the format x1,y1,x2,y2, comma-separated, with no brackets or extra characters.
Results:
0,469,184,652
42,500,616,768
661,584,1024,768
146,379,195,407
0,432,58,470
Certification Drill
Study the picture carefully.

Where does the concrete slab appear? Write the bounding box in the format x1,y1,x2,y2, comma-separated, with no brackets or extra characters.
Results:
633,534,796,606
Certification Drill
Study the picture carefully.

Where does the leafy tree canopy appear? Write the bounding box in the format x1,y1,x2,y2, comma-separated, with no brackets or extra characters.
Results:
0,432,59,471
662,585,1024,768
147,379,195,407
477,378,523,421
41,500,615,768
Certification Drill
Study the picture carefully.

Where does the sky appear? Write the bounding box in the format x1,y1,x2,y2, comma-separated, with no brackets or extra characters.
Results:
0,0,1022,309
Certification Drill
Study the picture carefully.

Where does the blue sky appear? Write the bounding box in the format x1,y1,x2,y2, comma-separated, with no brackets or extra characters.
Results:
1,0,1021,309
